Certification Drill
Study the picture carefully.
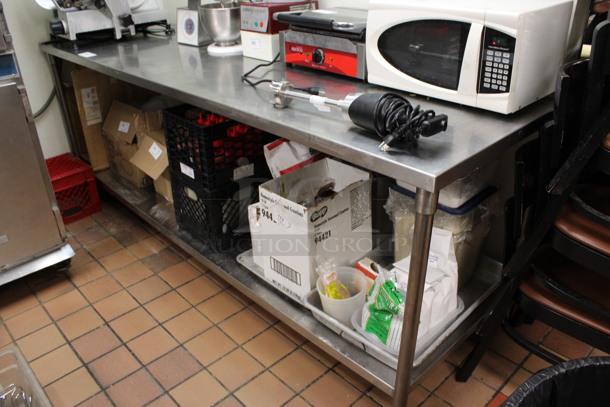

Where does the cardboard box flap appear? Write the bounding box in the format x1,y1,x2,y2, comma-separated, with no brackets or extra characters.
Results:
253,157,373,299
154,168,173,202
260,158,371,208
129,135,169,180
135,110,165,145
103,101,141,144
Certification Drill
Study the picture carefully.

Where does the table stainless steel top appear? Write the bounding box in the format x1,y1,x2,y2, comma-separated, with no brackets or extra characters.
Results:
41,35,553,192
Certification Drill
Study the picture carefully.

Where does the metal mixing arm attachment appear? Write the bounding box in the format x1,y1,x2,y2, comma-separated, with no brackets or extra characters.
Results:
270,80,448,151
270,80,357,116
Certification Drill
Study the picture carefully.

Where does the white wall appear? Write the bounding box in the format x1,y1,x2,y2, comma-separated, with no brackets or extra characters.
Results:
3,0,70,158
8,0,368,158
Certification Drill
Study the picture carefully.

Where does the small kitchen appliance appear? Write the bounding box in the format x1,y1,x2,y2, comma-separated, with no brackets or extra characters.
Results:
366,0,574,114
41,0,167,40
277,8,367,80
240,1,317,61
177,0,212,47
200,2,243,56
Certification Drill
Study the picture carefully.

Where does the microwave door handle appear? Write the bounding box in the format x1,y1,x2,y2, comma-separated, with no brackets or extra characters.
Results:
457,23,484,96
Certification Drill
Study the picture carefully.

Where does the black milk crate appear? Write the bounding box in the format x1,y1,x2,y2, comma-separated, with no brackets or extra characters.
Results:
164,104,270,191
170,168,266,250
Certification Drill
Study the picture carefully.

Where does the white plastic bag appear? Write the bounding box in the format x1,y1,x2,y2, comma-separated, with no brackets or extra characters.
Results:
394,227,458,338
360,269,405,352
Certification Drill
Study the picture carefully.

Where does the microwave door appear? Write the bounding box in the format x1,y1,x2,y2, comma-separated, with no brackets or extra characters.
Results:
456,22,483,97
377,20,471,91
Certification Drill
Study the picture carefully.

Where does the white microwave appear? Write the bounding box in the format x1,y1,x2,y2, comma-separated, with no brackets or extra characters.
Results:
366,0,574,114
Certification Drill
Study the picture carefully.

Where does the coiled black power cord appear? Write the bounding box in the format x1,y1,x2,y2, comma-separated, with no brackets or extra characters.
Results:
347,92,448,151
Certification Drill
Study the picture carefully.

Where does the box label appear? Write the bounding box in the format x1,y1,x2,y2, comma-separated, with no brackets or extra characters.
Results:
233,163,254,180
277,212,291,229
117,121,130,134
247,38,263,51
148,142,163,160
180,163,195,179
81,87,102,126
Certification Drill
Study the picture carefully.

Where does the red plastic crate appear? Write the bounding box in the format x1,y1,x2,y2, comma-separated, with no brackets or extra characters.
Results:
45,153,101,224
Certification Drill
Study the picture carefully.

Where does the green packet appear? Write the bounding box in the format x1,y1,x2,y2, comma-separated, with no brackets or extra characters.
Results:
364,280,404,344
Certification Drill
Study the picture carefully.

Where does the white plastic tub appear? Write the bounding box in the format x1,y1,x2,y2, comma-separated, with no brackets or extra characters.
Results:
303,289,464,368
386,184,496,288
316,267,367,328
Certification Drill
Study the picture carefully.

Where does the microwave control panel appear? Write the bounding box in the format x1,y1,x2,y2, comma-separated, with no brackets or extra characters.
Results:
478,28,516,94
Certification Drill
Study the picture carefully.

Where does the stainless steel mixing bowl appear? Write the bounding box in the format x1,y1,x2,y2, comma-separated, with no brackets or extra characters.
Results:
200,2,241,47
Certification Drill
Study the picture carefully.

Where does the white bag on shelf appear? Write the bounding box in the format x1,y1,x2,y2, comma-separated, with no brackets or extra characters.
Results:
360,227,459,352
394,227,458,336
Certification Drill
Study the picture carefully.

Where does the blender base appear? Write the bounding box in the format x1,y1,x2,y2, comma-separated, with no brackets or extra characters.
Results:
208,43,243,56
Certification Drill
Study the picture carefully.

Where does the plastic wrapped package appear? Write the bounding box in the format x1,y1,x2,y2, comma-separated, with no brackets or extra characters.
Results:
397,162,497,208
385,184,498,288
502,357,610,407
357,250,464,355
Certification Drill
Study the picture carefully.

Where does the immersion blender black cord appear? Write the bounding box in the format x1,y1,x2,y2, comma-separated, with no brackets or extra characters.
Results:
348,92,448,151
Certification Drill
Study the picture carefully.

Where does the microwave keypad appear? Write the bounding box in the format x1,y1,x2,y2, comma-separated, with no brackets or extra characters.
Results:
478,28,516,94
481,50,513,92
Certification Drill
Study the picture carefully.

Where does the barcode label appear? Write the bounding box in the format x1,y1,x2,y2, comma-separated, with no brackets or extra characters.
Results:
270,258,301,285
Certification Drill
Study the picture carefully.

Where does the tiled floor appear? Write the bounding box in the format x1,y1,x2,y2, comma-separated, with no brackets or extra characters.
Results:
0,196,607,407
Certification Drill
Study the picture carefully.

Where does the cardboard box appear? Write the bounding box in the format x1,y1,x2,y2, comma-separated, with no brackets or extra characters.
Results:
130,112,168,180
71,68,123,171
102,101,152,187
250,158,373,300
154,169,173,203
129,109,172,201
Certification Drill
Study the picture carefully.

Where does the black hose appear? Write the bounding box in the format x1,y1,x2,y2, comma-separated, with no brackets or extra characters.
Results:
33,87,57,119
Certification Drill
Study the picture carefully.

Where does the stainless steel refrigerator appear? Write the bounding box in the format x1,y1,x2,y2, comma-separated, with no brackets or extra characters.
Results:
0,2,73,284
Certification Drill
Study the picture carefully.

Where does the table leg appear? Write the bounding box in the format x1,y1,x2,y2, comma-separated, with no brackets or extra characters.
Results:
392,188,439,407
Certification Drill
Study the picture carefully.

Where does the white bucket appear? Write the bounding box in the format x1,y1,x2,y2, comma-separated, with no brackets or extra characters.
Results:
316,267,367,328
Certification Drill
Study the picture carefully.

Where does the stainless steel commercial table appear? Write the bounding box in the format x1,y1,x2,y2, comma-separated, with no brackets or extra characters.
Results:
41,35,553,406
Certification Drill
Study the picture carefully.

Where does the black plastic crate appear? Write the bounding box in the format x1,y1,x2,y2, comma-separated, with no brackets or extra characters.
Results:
170,168,265,250
164,104,270,191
